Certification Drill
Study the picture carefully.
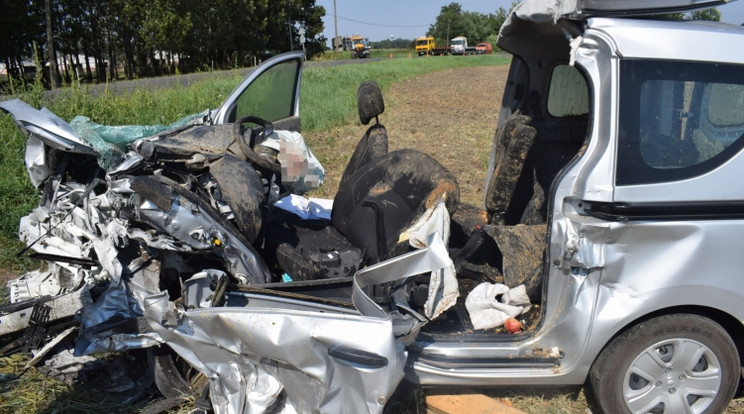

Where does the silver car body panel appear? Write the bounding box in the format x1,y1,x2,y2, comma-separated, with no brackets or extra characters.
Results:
142,234,455,414
412,14,744,386
0,98,97,155
510,0,734,23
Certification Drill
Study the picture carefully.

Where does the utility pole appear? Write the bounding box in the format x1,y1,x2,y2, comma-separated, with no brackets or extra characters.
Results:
334,0,338,40
447,19,451,47
45,0,59,88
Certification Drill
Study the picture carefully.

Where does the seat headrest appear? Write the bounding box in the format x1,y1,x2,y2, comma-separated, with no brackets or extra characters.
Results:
358,81,385,125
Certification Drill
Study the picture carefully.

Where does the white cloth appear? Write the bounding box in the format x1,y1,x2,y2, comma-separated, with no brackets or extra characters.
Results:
274,194,333,220
465,282,531,330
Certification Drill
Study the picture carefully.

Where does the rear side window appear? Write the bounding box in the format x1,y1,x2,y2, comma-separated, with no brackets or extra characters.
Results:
617,60,744,185
547,65,589,117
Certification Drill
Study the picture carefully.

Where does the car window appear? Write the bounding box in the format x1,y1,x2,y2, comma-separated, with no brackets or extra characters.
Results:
232,59,300,122
617,59,744,185
547,64,589,117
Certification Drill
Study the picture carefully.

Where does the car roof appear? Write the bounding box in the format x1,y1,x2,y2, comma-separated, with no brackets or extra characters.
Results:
587,17,744,63
509,0,735,21
498,1,744,63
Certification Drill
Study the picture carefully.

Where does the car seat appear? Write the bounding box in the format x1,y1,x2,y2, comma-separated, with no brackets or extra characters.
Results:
266,81,460,281
338,81,389,188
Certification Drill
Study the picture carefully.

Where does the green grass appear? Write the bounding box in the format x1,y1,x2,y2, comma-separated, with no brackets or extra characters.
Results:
302,54,508,130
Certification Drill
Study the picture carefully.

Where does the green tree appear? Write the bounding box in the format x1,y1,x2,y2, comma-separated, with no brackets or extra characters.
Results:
690,7,721,21
0,0,45,86
427,2,514,47
488,6,509,35
3,0,326,88
463,11,490,42
428,3,466,46
370,38,414,49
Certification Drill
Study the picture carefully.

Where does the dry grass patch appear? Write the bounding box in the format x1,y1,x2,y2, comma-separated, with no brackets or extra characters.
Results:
306,65,508,207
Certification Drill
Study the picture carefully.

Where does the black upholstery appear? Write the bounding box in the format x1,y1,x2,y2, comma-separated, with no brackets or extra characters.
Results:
357,80,385,126
268,82,459,280
339,81,389,189
484,113,537,225
332,149,459,263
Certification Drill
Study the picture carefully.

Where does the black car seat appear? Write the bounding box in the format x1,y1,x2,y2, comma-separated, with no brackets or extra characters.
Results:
484,112,537,225
338,81,389,188
266,81,459,281
449,112,543,300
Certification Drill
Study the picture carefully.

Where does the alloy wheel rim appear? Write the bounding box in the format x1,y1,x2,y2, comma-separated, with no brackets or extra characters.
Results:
622,338,722,414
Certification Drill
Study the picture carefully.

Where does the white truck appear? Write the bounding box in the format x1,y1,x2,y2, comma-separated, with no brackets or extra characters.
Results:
450,36,470,55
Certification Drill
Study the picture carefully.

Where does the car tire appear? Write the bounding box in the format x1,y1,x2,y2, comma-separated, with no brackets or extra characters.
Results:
588,313,739,414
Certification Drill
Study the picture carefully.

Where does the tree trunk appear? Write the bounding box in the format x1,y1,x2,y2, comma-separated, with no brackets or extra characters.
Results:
4,57,14,93
83,49,92,82
108,33,117,81
73,53,81,80
15,56,25,81
62,53,70,83
95,55,104,83
45,0,60,88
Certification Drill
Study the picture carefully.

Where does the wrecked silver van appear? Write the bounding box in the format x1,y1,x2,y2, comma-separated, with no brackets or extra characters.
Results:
3,0,744,413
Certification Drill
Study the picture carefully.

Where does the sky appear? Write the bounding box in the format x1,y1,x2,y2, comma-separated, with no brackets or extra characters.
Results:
315,0,744,44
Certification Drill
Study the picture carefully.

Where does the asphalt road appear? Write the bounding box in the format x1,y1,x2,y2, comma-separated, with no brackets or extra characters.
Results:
1,56,388,101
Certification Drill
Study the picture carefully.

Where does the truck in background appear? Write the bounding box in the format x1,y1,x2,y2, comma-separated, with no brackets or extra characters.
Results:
349,35,370,59
451,36,474,55
415,36,451,56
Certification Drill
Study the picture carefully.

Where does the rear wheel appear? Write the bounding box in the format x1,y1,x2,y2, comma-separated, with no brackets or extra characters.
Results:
588,314,739,414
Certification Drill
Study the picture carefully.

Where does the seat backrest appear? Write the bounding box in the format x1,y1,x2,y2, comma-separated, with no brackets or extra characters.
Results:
358,80,385,126
339,81,389,188
484,113,536,225
332,149,459,264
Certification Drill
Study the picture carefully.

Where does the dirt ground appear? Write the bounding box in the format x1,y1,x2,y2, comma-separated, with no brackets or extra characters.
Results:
305,64,507,207
0,270,17,286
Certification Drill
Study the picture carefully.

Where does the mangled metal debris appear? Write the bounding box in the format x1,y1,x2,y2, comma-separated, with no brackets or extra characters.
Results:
143,235,453,414
0,47,553,412
0,74,469,413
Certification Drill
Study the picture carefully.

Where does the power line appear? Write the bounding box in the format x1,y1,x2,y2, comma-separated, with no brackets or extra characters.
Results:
328,13,430,28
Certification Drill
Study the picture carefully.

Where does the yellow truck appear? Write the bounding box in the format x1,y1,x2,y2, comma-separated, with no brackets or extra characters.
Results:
350,35,370,59
415,36,450,56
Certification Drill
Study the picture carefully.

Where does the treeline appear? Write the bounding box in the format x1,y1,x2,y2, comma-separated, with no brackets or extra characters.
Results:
370,38,415,50
1,0,325,86
427,2,512,47
370,2,515,51
425,2,723,48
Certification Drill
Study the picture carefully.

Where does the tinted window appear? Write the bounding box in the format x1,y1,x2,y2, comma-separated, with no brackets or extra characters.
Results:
617,60,744,185
547,65,589,117
233,59,299,122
